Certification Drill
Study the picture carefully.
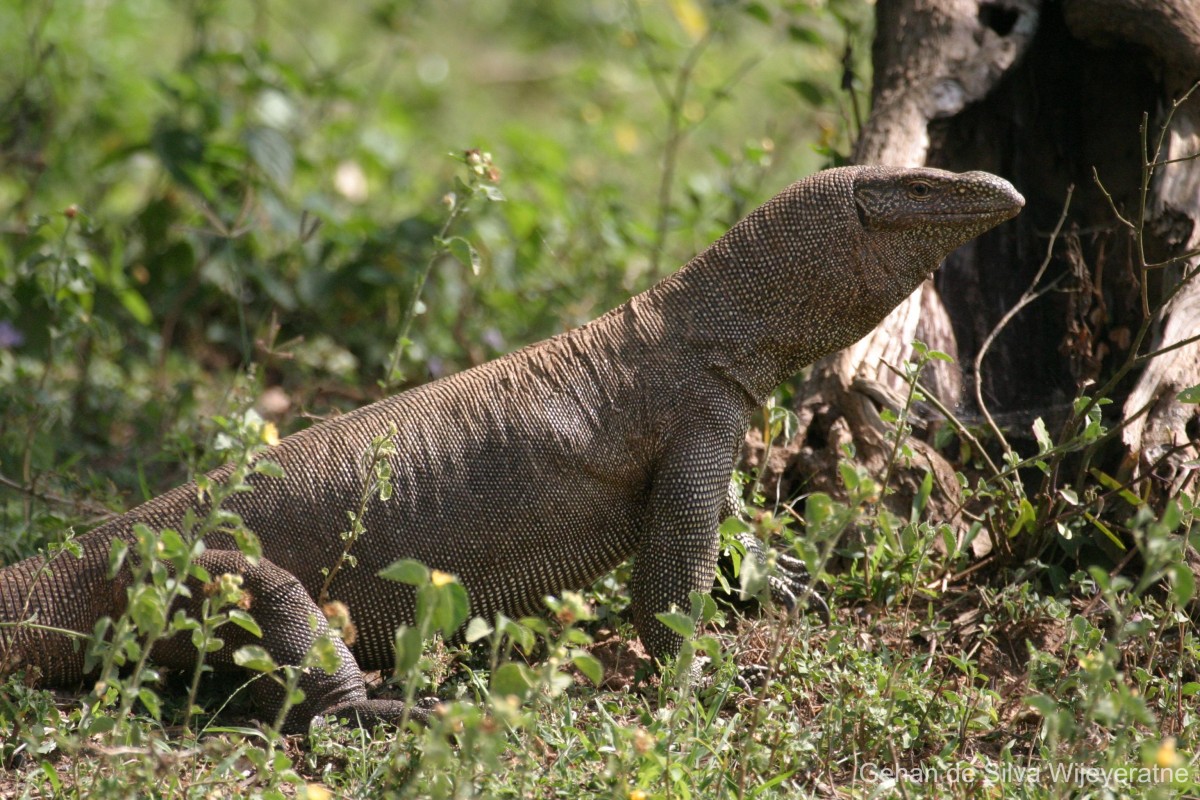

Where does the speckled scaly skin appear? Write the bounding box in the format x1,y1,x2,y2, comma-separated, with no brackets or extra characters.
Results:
0,166,1023,732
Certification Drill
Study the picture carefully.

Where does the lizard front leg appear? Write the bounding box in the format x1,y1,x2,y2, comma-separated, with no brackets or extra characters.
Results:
630,419,740,666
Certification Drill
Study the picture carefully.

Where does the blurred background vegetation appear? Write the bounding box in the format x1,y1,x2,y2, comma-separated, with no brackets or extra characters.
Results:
0,0,870,555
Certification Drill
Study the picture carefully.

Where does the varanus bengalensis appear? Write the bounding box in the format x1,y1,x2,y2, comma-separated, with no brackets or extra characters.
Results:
0,166,1023,732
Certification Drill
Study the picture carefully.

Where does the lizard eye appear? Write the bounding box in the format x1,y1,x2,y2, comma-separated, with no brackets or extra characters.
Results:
907,180,932,199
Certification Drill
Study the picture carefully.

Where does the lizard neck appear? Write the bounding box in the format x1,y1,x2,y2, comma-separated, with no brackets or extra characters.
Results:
633,176,934,405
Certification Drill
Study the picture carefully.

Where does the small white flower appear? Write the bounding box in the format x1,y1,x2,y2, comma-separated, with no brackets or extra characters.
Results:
334,161,369,203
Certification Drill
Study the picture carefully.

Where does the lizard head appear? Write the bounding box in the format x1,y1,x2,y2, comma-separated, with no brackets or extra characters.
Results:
851,166,1025,256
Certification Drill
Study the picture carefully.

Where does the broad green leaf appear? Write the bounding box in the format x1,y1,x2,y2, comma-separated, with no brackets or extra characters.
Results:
1162,499,1182,532
928,349,955,363
1006,498,1036,539
138,688,162,720
447,237,482,276
233,645,277,673
245,126,294,187
393,626,423,674
308,633,343,675
129,585,167,634
1032,417,1053,454
805,492,834,526
227,608,262,638
117,288,152,325
379,559,429,586
1168,562,1195,607
655,612,695,639
1089,468,1145,507
491,662,534,700
107,538,128,579
571,652,604,686
254,460,285,478
743,2,771,23
464,616,493,643
1177,384,1200,403
429,582,470,637
1083,512,1125,551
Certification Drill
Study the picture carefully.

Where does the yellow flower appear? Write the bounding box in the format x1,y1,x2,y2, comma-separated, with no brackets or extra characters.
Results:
613,122,640,155
300,785,331,800
668,0,708,41
430,570,455,587
261,422,280,446
1155,737,1182,769
629,791,648,800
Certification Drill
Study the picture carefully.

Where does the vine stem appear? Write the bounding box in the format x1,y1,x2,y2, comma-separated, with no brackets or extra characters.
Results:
383,197,469,390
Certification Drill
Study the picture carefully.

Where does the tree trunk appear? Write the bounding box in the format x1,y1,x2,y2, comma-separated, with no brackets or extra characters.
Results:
755,0,1200,535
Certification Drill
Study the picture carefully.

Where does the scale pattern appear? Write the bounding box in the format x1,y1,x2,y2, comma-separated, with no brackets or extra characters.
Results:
0,166,1023,731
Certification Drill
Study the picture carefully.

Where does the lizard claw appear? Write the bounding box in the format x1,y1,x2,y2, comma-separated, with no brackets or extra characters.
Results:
735,532,830,623
734,663,771,692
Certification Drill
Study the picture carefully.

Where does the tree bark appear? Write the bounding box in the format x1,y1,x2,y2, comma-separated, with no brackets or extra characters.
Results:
756,0,1200,529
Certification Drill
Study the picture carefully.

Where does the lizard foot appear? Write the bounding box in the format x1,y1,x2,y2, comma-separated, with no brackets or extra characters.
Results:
310,696,439,732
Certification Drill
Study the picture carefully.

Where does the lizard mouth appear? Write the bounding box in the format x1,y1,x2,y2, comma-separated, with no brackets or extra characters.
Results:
921,203,1024,225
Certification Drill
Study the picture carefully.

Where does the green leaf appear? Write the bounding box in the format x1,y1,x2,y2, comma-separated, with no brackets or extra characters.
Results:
429,582,470,637
117,287,153,326
913,470,933,519
151,123,206,192
107,538,128,579
1032,417,1053,454
571,652,604,686
233,645,277,673
393,625,423,675
497,616,536,653
231,526,262,562
1168,562,1195,607
805,492,834,526
129,585,167,634
928,349,955,363
1176,384,1200,403
138,688,162,720
157,528,188,561
39,761,62,792
491,662,534,700
464,616,494,643
1025,694,1060,716
742,2,771,23
254,460,285,478
447,236,482,276
655,611,696,639
308,633,343,675
246,126,294,187
786,24,824,46
784,79,824,106
379,558,430,585
227,608,262,638
689,591,718,625
1162,498,1182,532
1083,512,1125,551
1006,498,1035,539
1089,468,1145,507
